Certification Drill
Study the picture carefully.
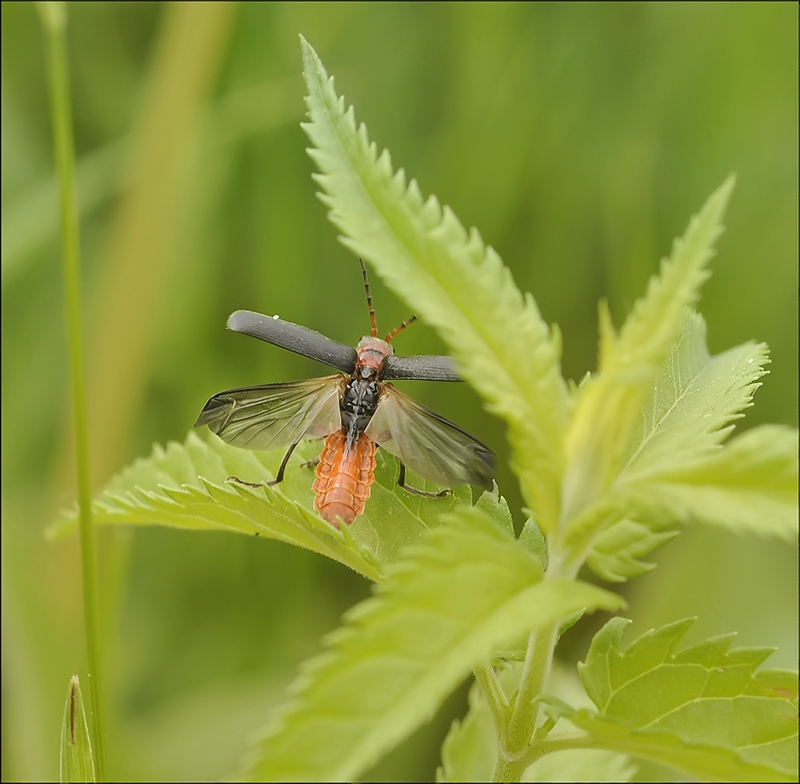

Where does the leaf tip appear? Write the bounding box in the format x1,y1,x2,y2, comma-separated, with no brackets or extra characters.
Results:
704,173,737,229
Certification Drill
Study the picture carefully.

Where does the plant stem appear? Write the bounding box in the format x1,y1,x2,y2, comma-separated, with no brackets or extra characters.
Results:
473,663,509,740
491,618,560,782
38,2,106,779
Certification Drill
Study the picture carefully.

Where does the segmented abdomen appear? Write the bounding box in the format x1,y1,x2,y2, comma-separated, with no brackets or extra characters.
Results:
313,430,377,527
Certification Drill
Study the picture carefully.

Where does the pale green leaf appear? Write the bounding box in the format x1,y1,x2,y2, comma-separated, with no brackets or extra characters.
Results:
587,517,679,583
619,312,769,480
437,676,500,783
575,618,798,780
518,517,548,570
300,36,569,532
474,484,515,537
562,179,735,523
569,313,787,566
52,431,494,581
620,425,798,541
585,312,771,578
611,177,734,370
523,747,636,783
241,509,623,781
568,713,795,782
571,711,797,781
59,675,96,783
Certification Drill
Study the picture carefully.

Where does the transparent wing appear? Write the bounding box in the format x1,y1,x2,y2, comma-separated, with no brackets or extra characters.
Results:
195,375,345,450
365,384,494,490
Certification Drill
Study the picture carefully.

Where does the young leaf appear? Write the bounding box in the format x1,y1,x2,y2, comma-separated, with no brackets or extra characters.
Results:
240,509,623,782
437,677,500,783
594,423,799,556
567,311,793,568
59,675,96,783
518,517,548,570
575,618,798,781
587,517,679,583
562,179,735,523
52,432,490,581
619,311,769,479
607,176,733,371
620,424,799,541
300,36,569,532
474,485,516,537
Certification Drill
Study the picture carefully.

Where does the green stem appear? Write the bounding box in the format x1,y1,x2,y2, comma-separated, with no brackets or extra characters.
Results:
491,619,560,782
38,3,106,779
473,663,509,740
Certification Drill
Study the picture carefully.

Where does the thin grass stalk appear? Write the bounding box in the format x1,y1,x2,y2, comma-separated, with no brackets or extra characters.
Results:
37,2,106,779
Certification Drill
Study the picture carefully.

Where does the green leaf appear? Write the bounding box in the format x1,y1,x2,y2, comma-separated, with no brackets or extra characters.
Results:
52,431,494,581
575,618,798,781
562,178,735,523
438,676,501,783
240,509,623,781
569,311,791,571
621,424,798,541
523,748,636,783
473,485,516,537
518,517,548,570
619,311,769,479
568,714,795,783
59,675,96,783
299,36,569,532
608,177,733,372
587,517,679,583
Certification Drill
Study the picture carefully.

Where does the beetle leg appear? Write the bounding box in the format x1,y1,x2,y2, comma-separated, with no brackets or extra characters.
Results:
266,440,302,485
397,462,450,498
301,456,321,469
227,441,301,487
226,476,263,488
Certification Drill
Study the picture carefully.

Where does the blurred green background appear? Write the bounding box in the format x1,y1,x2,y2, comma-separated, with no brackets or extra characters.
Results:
2,2,796,780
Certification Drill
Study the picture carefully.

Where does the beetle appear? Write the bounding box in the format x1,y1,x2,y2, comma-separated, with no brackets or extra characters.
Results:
195,259,494,527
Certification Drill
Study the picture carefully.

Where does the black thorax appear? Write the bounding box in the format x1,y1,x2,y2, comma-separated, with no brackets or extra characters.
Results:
341,366,381,450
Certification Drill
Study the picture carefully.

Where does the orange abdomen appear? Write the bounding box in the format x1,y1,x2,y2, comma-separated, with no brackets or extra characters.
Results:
313,430,377,527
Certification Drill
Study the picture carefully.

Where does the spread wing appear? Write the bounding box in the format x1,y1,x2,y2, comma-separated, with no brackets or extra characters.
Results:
365,384,494,490
195,375,345,450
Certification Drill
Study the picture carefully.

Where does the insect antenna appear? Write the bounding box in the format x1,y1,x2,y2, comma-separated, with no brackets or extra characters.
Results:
358,257,417,343
359,257,379,337
385,314,417,343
